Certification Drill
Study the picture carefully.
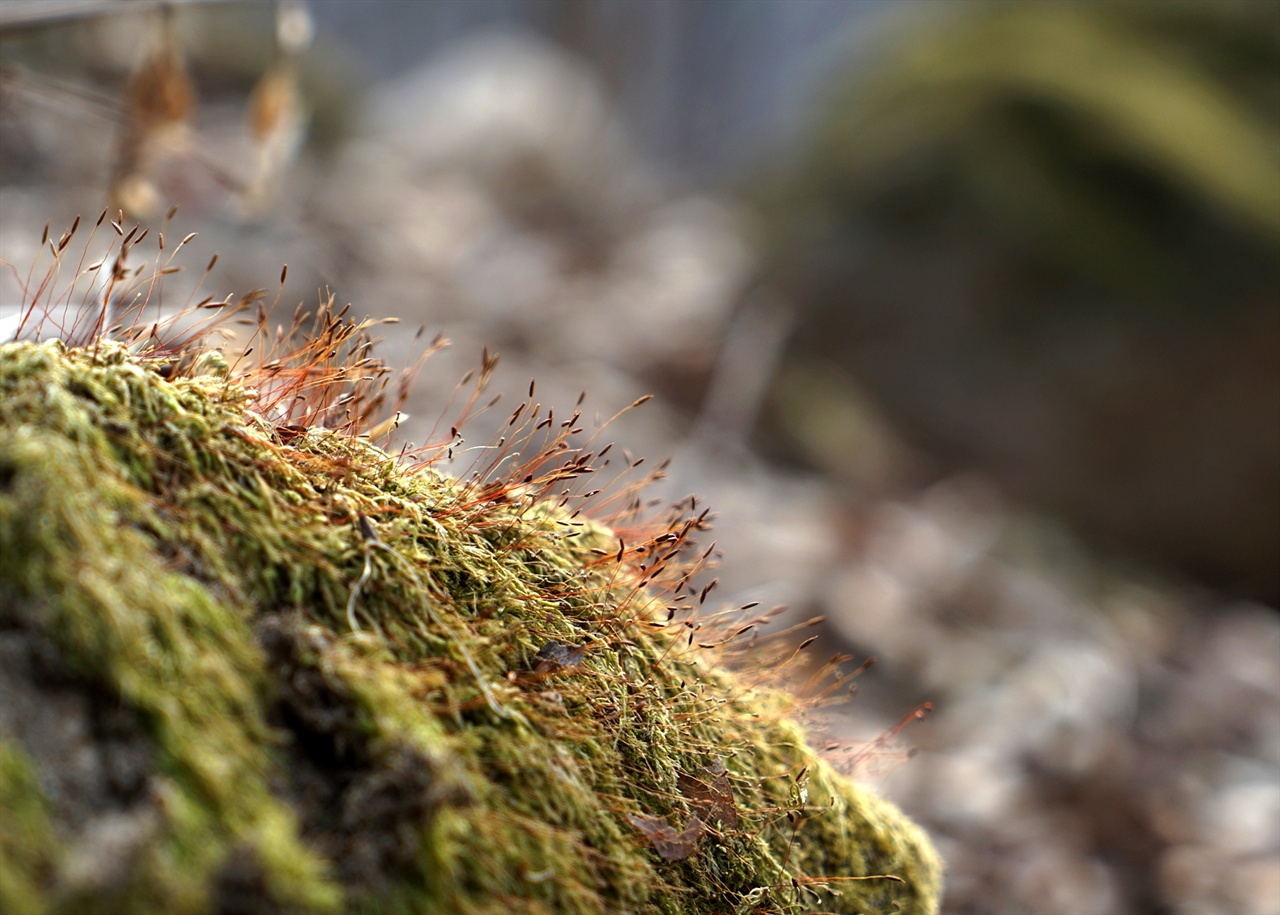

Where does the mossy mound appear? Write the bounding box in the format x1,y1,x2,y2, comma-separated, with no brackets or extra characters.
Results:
0,337,941,914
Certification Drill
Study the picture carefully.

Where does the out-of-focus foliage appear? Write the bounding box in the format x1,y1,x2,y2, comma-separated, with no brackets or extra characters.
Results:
757,0,1280,600
803,0,1280,288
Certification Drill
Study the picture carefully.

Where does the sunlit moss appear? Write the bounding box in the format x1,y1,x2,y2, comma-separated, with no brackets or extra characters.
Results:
0,337,941,914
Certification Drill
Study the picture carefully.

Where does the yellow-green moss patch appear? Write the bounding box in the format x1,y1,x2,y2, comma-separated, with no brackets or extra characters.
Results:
0,338,941,914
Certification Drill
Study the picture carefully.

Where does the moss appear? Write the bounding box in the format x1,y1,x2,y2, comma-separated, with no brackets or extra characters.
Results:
0,337,941,913
0,742,59,915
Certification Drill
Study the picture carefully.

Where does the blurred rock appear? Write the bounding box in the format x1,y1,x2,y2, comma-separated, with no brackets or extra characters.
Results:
822,475,1280,915
325,30,753,377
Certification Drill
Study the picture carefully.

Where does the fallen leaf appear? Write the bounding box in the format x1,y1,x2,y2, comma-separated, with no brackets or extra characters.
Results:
626,813,706,862
532,640,588,674
677,759,738,830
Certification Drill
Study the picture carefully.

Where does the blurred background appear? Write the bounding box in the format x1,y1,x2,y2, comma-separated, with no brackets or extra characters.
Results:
2,1,1277,912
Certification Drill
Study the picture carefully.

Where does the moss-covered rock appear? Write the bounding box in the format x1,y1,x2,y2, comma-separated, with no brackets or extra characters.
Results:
0,336,941,914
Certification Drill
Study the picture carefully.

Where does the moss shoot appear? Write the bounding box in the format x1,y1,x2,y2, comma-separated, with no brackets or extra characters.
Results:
1,288,941,913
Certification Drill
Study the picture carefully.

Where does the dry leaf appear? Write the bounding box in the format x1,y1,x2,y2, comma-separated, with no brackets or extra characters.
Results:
626,813,706,862
677,759,738,830
533,640,587,674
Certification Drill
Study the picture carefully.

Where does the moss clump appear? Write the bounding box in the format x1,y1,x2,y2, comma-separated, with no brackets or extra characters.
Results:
0,743,59,915
0,336,941,914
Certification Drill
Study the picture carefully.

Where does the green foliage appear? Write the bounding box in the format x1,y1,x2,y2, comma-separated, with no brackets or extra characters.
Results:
783,0,1280,301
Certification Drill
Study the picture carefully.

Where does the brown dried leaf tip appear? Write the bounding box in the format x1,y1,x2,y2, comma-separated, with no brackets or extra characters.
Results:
111,11,198,218
626,813,707,863
677,759,738,831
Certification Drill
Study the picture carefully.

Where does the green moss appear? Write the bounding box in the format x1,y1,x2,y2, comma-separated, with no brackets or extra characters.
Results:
0,742,58,915
0,338,941,913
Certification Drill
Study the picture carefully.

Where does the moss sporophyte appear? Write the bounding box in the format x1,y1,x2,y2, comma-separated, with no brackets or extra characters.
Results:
0,216,942,914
